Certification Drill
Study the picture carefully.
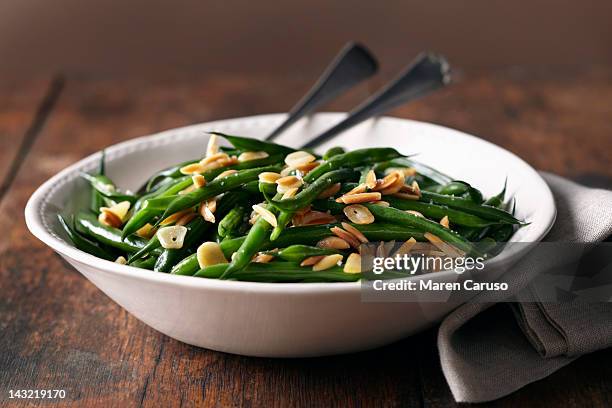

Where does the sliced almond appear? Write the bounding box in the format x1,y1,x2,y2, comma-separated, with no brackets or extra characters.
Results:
295,161,319,174
365,170,377,189
313,254,344,271
206,133,219,157
373,200,390,207
317,183,341,199
300,255,325,267
115,255,127,265
197,242,228,268
395,237,417,255
135,223,156,239
160,208,193,226
406,210,424,218
385,167,417,177
424,232,465,258
343,253,362,274
337,192,381,205
180,162,206,175
258,172,282,184
317,236,350,250
345,183,367,195
379,171,405,195
343,204,375,225
192,174,207,188
200,200,216,223
341,222,368,243
297,210,337,226
253,253,275,263
276,175,303,193
281,187,299,200
399,181,422,197
285,151,316,168
98,209,123,228
238,151,269,162
157,225,188,249
252,204,277,227
214,169,238,180
374,172,400,191
331,226,361,249
176,212,197,226
440,215,450,228
200,152,229,166
280,166,294,177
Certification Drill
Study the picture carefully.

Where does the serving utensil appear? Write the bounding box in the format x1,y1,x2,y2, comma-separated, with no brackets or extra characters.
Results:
265,42,378,141
300,53,451,148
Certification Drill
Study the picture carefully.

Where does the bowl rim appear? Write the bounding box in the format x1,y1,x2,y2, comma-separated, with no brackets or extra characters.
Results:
25,113,556,294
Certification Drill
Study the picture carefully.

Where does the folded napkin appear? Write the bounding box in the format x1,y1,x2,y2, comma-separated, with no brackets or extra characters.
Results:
438,173,612,403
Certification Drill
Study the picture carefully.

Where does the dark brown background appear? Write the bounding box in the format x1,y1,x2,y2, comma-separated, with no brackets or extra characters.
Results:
1,1,611,407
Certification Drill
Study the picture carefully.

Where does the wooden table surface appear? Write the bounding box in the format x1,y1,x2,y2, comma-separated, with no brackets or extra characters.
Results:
1,67,611,407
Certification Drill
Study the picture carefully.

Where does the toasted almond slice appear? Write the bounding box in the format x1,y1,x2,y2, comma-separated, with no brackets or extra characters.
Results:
280,166,294,177
176,212,197,226
157,225,188,249
396,237,417,255
440,215,450,228
338,192,381,205
365,170,377,189
136,223,156,239
276,175,302,188
281,187,299,200
406,210,424,217
331,226,361,249
192,174,207,188
341,222,368,243
411,181,421,197
296,161,319,174
249,209,260,224
317,183,341,199
313,254,344,271
160,208,193,226
200,152,229,166
316,236,350,250
197,242,228,268
110,201,131,220
199,200,216,223
285,151,316,168
343,253,362,273
300,255,325,267
98,209,123,228
115,255,127,265
206,133,219,157
298,211,337,226
252,204,277,227
343,204,375,225
214,169,238,180
373,200,390,207
258,172,282,184
238,151,269,162
345,183,367,195
385,167,417,177
253,253,275,263
393,192,420,200
180,162,206,175
380,172,405,195
424,232,465,258
374,172,400,191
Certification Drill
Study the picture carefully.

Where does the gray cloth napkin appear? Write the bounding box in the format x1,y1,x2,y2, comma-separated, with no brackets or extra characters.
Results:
437,173,612,403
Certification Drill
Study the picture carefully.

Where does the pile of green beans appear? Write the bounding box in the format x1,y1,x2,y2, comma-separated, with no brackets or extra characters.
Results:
58,133,522,282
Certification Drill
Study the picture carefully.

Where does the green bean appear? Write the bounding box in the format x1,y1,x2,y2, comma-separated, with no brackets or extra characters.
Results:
80,172,137,204
195,262,360,282
275,245,340,262
75,212,160,254
323,146,345,160
210,132,295,155
144,159,198,192
218,206,246,238
58,215,114,260
384,197,498,228
420,191,520,224
304,148,403,182
484,179,507,207
364,204,478,255
157,164,282,226
129,256,157,270
267,169,358,211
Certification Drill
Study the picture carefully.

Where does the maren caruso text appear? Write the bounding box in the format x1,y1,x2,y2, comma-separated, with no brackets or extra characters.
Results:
371,279,509,291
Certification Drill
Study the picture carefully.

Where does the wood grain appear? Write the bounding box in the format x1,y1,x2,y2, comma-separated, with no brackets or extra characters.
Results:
0,67,610,407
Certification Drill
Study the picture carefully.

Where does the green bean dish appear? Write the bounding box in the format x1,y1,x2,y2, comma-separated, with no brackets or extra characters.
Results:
59,133,522,282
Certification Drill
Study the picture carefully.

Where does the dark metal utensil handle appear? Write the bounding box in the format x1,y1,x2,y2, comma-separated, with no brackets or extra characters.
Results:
265,42,378,141
300,53,451,149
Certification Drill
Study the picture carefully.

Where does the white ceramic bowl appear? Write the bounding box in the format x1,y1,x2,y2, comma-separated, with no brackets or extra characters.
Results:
25,113,556,357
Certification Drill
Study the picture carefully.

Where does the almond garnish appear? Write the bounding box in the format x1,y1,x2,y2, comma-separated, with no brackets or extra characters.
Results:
214,169,238,180
258,172,281,184
337,192,381,204
341,222,368,243
316,236,350,250
192,174,207,188
157,225,188,249
313,254,343,271
424,232,464,258
238,151,269,162
206,133,219,157
281,187,299,200
343,204,375,224
201,152,230,166
115,256,127,265
135,223,156,239
276,175,303,193
440,215,450,228
365,170,377,189
343,253,362,274
344,183,367,195
180,162,206,175
374,172,400,191
406,210,424,217
252,204,278,227
176,212,197,226
300,255,325,267
296,211,336,226
331,226,361,249
160,208,193,226
317,183,341,199
252,253,275,263
200,200,216,223
395,237,417,255
284,151,316,168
